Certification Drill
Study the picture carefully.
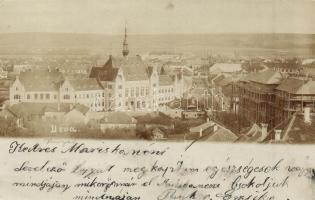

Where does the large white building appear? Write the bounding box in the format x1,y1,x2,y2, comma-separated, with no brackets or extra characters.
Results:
89,26,184,112
9,69,104,112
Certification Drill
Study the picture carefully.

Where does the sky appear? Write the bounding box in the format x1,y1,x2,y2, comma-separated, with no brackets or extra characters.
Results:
0,0,315,34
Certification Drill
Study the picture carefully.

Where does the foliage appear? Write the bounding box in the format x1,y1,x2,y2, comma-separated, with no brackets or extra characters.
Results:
0,117,19,137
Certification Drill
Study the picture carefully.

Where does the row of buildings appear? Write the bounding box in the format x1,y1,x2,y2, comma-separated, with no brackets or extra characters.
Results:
229,69,315,141
9,27,185,113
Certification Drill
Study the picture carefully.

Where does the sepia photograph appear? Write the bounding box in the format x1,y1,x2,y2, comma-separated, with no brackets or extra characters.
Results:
0,0,315,144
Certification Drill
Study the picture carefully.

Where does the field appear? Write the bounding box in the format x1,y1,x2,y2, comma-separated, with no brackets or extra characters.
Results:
0,33,314,57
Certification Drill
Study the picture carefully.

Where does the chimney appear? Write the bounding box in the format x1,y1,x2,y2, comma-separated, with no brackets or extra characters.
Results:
304,107,311,123
274,129,282,142
261,123,268,140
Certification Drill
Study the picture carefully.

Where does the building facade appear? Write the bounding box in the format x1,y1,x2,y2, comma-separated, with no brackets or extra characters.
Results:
89,26,184,112
9,69,104,112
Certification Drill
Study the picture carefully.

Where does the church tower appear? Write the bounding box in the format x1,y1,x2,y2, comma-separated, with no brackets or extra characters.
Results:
122,25,129,57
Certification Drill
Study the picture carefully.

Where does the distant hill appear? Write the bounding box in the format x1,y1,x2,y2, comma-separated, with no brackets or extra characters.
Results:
0,32,314,56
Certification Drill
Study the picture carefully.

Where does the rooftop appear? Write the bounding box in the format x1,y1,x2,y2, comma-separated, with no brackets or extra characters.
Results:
249,69,283,85
17,69,64,91
90,55,150,82
209,63,242,73
68,78,103,91
100,112,136,124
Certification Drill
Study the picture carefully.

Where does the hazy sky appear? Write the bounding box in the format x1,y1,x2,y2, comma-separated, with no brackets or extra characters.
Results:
0,0,314,34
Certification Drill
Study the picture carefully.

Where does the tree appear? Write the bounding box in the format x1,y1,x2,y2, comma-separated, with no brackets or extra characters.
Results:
0,117,19,137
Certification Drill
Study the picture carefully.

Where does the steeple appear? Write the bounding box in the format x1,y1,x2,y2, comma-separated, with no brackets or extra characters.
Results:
122,24,129,57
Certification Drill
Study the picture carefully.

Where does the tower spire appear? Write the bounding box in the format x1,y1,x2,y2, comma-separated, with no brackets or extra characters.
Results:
122,23,129,57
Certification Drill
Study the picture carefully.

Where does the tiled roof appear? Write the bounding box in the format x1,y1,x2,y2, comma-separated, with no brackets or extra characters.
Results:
89,66,118,82
283,114,315,144
100,112,136,124
159,75,173,86
249,69,283,84
189,121,214,133
207,128,238,142
18,69,64,91
275,78,306,94
71,104,89,114
90,56,150,81
68,78,103,91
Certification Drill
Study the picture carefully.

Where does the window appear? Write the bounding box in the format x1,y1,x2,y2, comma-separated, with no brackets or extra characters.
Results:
54,95,57,99
146,87,149,95
137,101,140,108
153,83,156,87
34,94,38,100
87,94,89,98
40,94,44,100
27,94,30,100
125,88,129,97
14,95,20,100
125,102,128,106
108,85,112,89
118,85,122,89
136,87,139,97
102,92,105,97
46,94,50,99
16,87,18,91
141,87,144,96
142,101,145,108
131,88,134,97
63,94,70,100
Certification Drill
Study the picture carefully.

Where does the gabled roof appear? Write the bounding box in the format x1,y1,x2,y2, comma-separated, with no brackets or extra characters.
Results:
189,121,214,133
100,112,136,124
90,56,150,81
18,69,64,91
159,75,173,86
207,128,238,142
275,78,306,94
71,104,89,115
68,78,103,91
249,69,283,84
